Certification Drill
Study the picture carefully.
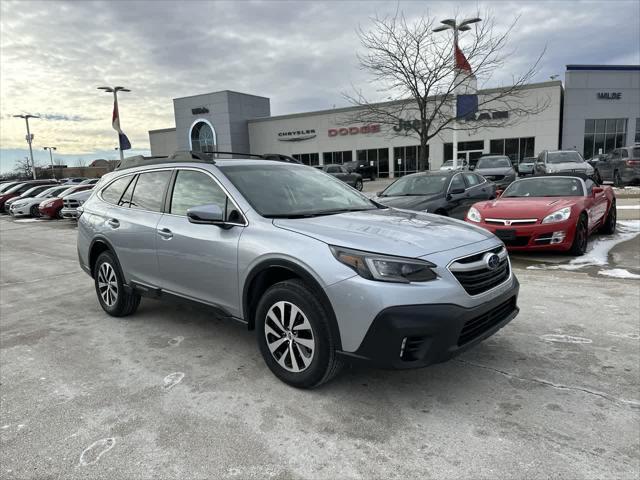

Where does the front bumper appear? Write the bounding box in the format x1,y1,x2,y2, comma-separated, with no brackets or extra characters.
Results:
60,207,79,219
338,277,519,369
39,205,60,218
473,219,577,251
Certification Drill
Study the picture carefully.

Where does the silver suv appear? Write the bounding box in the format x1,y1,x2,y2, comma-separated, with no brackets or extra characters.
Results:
77,154,519,388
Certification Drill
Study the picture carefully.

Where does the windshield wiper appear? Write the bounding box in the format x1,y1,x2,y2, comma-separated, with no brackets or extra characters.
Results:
265,208,375,219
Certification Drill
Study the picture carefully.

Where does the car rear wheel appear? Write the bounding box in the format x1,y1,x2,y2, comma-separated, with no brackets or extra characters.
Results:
599,200,616,235
354,179,363,191
29,205,40,217
94,251,140,317
613,170,623,187
256,279,342,388
569,214,588,256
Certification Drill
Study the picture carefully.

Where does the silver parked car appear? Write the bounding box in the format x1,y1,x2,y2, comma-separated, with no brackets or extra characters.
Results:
60,189,93,219
77,154,519,388
473,155,517,189
534,150,595,176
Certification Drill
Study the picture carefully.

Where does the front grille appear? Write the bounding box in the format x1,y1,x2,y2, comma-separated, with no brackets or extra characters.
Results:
63,199,80,208
450,247,510,296
485,174,505,181
486,218,537,226
457,297,517,346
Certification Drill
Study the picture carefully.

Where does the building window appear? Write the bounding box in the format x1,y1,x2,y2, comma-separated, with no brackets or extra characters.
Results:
323,151,352,164
190,120,216,153
443,140,485,161
393,145,426,176
292,153,320,166
635,118,640,144
583,118,627,159
356,148,390,178
489,137,535,162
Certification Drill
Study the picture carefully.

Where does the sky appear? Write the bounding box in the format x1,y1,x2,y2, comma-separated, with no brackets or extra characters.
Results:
1,0,639,173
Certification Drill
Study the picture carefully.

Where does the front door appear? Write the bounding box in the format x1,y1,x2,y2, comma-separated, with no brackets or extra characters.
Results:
155,169,245,316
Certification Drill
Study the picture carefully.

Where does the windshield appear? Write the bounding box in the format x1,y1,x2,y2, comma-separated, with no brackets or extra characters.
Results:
4,183,27,194
503,177,584,197
477,157,511,169
38,186,66,198
547,151,583,164
381,174,447,197
0,183,18,193
219,164,377,218
631,147,640,158
441,161,453,167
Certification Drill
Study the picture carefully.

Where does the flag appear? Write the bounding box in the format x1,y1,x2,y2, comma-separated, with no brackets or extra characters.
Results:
454,41,478,119
112,99,131,150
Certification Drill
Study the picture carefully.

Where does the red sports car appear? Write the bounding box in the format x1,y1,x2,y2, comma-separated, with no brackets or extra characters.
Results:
465,174,616,255
38,184,94,219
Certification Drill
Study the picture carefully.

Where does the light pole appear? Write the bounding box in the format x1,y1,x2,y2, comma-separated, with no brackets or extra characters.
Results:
98,86,130,161
43,146,57,179
13,114,40,179
434,17,481,169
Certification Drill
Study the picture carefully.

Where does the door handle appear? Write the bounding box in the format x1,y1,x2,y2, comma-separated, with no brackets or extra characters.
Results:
107,218,119,228
157,227,173,240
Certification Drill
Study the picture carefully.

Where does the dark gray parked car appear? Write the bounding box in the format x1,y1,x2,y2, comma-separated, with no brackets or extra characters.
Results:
589,146,640,186
373,171,495,219
473,156,517,189
517,157,536,176
317,164,363,190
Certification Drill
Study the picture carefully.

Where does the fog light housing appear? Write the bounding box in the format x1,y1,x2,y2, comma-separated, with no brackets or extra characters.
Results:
399,337,407,358
551,231,566,244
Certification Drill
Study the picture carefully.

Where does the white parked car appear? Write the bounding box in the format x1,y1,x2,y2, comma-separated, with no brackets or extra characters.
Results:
9,185,70,217
60,189,93,219
439,159,469,171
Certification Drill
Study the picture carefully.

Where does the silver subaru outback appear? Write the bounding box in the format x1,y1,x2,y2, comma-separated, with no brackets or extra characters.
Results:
77,154,519,388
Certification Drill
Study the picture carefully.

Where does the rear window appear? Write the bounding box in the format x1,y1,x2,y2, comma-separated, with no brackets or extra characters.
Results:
130,171,172,212
631,147,640,159
101,176,133,205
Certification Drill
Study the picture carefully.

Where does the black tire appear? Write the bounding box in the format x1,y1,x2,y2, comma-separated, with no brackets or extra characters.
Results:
594,169,602,184
29,205,40,217
599,200,617,235
435,209,448,217
569,214,589,256
613,170,623,187
93,251,140,317
256,279,342,389
370,173,376,181
355,179,363,191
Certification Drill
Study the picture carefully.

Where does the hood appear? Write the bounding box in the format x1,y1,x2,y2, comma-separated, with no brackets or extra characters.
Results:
65,189,93,200
474,197,578,219
474,167,514,176
374,193,441,210
273,208,493,258
547,162,590,172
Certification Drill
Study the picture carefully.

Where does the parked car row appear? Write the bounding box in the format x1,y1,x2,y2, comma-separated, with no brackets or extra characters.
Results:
0,178,96,219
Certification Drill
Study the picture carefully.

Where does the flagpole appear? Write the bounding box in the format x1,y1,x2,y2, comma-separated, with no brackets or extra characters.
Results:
452,28,458,171
114,91,124,162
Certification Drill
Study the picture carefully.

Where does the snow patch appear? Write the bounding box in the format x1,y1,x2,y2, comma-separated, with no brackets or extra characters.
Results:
540,334,592,344
617,205,640,210
13,218,44,223
79,438,115,466
598,268,640,280
163,372,184,390
168,336,184,347
607,332,640,340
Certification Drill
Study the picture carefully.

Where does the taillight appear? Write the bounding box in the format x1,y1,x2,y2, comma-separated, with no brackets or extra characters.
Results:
626,160,640,166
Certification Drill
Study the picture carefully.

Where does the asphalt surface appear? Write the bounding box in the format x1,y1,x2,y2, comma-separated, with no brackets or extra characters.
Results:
1,216,639,479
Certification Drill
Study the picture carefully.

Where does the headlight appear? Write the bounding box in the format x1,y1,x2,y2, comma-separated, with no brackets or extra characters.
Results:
542,207,571,224
329,246,437,283
546,167,555,173
467,206,482,223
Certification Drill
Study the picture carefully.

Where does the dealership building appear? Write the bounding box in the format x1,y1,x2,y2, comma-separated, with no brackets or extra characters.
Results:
149,64,639,178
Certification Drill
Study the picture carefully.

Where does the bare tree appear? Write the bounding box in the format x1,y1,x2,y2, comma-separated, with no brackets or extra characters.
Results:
74,158,87,167
344,10,547,170
13,157,33,178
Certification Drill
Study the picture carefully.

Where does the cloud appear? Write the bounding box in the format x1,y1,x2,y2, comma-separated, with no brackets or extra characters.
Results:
1,0,639,172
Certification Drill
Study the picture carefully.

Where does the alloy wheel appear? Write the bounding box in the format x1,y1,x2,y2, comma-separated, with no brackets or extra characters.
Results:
97,262,118,307
264,300,315,373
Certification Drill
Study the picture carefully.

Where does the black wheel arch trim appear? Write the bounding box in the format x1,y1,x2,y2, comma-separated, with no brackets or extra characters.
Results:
88,235,126,281
242,258,343,349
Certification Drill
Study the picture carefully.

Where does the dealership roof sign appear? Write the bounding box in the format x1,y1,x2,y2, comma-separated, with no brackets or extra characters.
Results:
278,129,317,142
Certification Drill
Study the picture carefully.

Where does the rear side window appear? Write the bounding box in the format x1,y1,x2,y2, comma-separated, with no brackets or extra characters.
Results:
326,166,340,173
463,173,481,187
170,170,227,216
101,176,133,205
130,171,172,212
450,174,465,191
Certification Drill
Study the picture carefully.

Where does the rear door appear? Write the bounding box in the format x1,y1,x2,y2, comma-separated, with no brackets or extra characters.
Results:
463,173,492,202
445,173,469,219
584,178,608,229
155,168,245,315
599,150,616,180
101,170,173,288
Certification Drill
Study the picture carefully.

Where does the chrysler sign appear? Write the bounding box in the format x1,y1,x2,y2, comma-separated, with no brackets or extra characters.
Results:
278,129,317,142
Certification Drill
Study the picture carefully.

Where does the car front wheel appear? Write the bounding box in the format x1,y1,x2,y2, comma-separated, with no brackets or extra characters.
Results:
354,179,363,191
256,279,342,388
569,214,589,256
94,251,140,317
599,200,616,234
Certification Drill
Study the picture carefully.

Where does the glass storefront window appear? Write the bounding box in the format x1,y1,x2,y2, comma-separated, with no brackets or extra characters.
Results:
322,151,352,164
487,137,535,162
292,153,319,166
635,118,640,144
393,145,426,176
190,121,216,153
355,148,390,178
583,118,627,158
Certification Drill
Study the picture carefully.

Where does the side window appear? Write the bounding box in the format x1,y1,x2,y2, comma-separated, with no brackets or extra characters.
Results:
620,149,629,159
100,176,133,205
584,179,594,194
326,166,338,173
340,166,349,174
118,175,137,207
450,174,465,191
129,171,172,212
463,173,480,187
170,170,228,217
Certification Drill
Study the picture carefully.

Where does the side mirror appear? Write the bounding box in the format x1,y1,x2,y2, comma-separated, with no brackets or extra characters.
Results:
592,187,604,196
187,204,224,225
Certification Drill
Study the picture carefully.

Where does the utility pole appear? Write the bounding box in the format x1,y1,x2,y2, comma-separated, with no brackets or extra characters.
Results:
43,146,57,179
13,114,40,179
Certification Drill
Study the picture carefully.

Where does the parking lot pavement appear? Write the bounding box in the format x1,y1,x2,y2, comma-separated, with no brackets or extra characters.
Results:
1,217,639,479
